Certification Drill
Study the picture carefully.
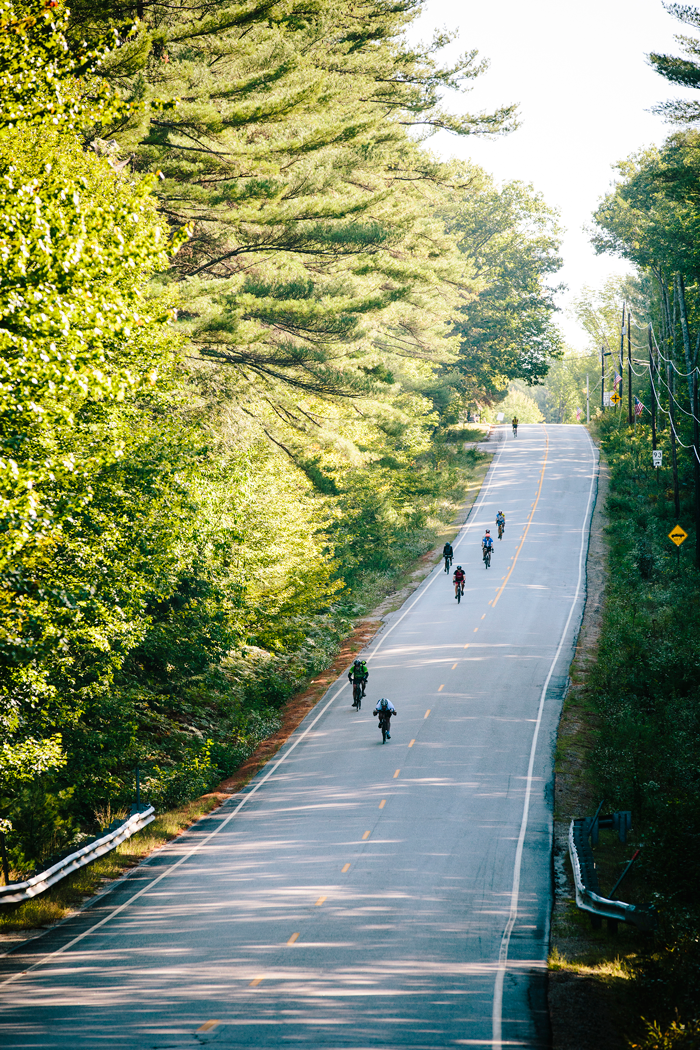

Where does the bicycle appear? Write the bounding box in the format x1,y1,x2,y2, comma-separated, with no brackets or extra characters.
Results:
483,546,492,569
377,711,391,743
497,521,504,540
444,554,453,573
351,680,363,710
454,580,464,603
512,423,518,438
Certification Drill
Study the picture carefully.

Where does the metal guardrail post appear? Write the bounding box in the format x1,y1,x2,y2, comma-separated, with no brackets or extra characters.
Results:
568,819,655,933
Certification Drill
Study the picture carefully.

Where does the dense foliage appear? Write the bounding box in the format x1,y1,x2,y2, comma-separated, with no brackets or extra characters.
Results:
0,0,563,876
586,415,700,1039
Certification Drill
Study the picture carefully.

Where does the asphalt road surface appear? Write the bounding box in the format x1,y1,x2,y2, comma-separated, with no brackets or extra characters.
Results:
0,423,597,1050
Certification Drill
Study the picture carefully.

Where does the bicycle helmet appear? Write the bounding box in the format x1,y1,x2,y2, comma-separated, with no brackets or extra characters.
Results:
379,698,389,710
485,529,491,534
456,565,462,570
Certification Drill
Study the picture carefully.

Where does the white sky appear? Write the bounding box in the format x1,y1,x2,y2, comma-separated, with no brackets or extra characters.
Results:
411,0,697,349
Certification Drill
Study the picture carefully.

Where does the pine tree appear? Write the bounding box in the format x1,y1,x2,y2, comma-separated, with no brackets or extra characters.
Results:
649,3,700,123
84,0,516,413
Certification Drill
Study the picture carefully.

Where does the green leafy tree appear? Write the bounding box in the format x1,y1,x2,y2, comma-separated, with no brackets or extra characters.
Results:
441,170,564,407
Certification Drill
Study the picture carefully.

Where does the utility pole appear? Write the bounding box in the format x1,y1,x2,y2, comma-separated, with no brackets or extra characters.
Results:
627,310,633,426
668,362,681,519
693,372,700,567
619,302,625,408
649,326,657,451
601,346,611,410
586,374,590,424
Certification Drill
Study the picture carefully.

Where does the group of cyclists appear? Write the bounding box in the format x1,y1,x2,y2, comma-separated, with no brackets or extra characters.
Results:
348,505,508,740
443,509,506,597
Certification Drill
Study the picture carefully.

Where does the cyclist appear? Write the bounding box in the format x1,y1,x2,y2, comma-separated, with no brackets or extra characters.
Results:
373,697,396,739
348,658,369,700
512,415,519,437
442,541,454,572
496,511,506,539
482,530,494,562
453,564,465,599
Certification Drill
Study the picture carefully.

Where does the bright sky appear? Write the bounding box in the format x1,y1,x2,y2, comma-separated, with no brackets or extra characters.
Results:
412,0,697,349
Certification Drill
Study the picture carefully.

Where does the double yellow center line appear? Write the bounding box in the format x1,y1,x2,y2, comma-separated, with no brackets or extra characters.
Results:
492,428,549,609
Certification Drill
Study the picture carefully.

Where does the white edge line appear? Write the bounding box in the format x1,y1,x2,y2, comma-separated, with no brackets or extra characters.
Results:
0,424,523,987
490,428,599,1049
0,674,350,986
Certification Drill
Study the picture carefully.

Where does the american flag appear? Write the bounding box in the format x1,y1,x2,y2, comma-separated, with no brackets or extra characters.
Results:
634,396,644,417
614,372,622,388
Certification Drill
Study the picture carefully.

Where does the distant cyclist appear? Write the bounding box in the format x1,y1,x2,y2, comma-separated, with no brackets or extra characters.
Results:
443,541,453,572
482,530,494,556
512,416,519,437
453,564,465,599
496,511,505,539
348,658,368,699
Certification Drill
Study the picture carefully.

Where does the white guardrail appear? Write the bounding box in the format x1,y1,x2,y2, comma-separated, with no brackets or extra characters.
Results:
568,819,655,932
0,806,156,905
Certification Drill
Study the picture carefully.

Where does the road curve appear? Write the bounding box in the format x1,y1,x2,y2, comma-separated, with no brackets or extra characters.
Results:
0,423,597,1050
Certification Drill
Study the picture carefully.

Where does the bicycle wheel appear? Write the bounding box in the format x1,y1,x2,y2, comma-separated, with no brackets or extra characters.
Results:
486,551,491,569
456,587,461,604
382,725,387,743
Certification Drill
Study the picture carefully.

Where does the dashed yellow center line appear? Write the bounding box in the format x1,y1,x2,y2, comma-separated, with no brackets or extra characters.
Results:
362,830,371,840
379,799,386,808
393,769,400,778
341,863,351,873
287,932,300,945
481,613,486,619
474,627,478,633
463,644,469,650
197,1021,221,1033
250,977,263,987
315,896,326,906
408,739,415,748
438,684,444,692
424,709,431,718
493,428,549,609
451,662,458,669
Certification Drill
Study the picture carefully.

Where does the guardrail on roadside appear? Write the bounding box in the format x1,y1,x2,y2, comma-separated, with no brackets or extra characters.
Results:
568,818,656,933
0,806,155,905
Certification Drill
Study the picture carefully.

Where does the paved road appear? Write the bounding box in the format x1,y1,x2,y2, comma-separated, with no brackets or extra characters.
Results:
0,423,597,1049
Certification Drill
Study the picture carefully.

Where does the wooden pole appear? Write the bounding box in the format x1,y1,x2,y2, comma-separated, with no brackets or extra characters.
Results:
586,374,590,424
649,326,657,452
619,303,625,409
693,373,700,567
601,347,605,412
628,310,633,425
669,363,681,519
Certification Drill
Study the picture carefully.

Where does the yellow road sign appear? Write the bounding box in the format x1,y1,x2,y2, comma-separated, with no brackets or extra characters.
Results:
669,525,688,547
610,391,621,405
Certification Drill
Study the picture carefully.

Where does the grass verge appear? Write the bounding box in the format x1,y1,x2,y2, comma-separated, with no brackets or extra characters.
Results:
550,414,700,1050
